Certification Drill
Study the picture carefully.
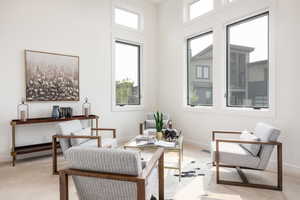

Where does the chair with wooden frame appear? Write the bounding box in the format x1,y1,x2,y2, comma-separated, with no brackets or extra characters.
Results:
52,120,117,175
59,147,164,200
139,112,171,135
211,123,282,191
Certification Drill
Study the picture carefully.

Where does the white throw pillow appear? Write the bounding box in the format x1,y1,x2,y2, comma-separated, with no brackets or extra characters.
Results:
70,127,92,146
239,131,261,156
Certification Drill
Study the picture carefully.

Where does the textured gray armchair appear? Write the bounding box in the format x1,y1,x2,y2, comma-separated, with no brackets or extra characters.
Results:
211,123,282,190
139,112,171,135
59,147,164,200
52,120,117,174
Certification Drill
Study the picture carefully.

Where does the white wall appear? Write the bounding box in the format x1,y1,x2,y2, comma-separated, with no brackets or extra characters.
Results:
158,0,300,174
0,0,158,160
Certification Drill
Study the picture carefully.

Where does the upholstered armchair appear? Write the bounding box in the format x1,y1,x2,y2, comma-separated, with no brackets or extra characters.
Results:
211,122,282,190
139,112,171,135
59,147,164,200
52,120,117,175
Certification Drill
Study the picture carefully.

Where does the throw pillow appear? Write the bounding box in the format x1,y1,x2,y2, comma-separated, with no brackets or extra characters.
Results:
239,131,261,156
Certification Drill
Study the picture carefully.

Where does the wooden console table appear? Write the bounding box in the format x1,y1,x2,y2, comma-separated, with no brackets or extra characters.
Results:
10,115,99,166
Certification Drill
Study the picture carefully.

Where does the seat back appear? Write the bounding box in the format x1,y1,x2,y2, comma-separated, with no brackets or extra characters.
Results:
145,112,170,129
254,123,280,169
56,120,83,153
64,147,143,200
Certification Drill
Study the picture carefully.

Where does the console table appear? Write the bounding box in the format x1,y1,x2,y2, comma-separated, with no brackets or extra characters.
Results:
10,115,99,166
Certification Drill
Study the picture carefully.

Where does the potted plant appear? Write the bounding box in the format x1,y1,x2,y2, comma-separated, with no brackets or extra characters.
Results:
154,111,164,140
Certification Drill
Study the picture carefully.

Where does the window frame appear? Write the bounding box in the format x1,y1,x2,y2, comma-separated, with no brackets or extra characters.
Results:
186,30,214,107
226,11,270,110
112,39,143,111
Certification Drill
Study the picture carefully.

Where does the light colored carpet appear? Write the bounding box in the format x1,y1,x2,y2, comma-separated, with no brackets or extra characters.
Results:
0,144,300,200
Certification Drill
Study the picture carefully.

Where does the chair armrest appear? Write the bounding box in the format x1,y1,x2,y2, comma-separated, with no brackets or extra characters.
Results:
92,128,116,138
215,139,282,146
141,148,164,179
212,131,242,141
53,135,101,147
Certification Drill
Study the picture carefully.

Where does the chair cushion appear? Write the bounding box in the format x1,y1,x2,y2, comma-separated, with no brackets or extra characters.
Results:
80,138,118,148
57,120,83,153
211,141,260,169
70,127,92,146
239,132,261,156
254,123,281,169
65,147,143,176
145,120,169,129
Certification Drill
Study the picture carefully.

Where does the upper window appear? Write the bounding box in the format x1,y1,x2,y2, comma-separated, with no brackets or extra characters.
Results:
114,8,139,30
226,12,269,109
189,0,214,20
187,31,213,106
115,41,141,106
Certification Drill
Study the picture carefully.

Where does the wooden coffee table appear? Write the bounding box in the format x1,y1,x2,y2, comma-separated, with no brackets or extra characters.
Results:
124,135,184,181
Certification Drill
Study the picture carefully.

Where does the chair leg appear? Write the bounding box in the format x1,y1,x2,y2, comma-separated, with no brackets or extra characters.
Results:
137,181,145,200
216,165,283,191
59,172,69,200
52,136,58,175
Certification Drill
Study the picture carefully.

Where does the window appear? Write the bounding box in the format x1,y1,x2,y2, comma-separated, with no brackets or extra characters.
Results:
114,8,139,30
115,41,141,106
189,0,213,20
187,31,213,106
226,12,269,109
196,65,209,79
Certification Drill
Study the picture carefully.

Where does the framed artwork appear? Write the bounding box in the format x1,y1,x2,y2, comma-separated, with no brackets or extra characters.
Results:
25,50,80,101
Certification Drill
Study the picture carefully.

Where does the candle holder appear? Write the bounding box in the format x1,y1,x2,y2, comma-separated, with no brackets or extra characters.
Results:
18,98,29,121
82,97,91,117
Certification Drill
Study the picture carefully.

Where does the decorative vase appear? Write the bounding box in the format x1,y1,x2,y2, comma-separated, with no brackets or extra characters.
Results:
17,98,29,122
52,105,60,119
156,132,163,140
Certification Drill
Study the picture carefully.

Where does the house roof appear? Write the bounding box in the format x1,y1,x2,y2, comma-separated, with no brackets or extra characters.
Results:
191,44,254,61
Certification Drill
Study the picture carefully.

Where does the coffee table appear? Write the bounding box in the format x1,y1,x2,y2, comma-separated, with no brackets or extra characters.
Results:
124,135,184,181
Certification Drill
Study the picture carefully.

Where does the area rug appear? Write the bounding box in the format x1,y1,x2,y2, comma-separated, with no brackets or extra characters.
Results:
140,150,213,200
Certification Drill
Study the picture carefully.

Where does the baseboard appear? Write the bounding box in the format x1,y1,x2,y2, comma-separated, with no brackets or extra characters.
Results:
184,137,300,178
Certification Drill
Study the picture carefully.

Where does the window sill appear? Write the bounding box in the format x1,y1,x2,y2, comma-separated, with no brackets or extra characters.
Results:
220,107,275,118
112,105,144,112
183,105,216,113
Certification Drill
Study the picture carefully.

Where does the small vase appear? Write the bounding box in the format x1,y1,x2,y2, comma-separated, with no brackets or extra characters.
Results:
52,106,60,119
156,132,163,140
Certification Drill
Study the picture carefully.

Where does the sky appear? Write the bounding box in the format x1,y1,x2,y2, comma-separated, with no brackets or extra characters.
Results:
190,14,268,62
115,42,139,86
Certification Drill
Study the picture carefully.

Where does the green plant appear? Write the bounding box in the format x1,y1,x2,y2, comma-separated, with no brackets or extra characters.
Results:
154,111,164,132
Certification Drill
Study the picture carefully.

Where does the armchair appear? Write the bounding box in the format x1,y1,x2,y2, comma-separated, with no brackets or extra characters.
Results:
211,123,282,190
59,147,164,200
52,120,117,175
139,112,171,135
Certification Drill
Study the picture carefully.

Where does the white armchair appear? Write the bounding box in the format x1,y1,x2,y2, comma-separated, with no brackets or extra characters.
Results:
59,147,164,200
52,120,117,174
211,123,282,190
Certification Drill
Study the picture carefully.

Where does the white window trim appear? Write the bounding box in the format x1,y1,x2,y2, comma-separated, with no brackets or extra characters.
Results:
111,38,144,112
220,8,276,118
183,29,216,111
112,6,143,33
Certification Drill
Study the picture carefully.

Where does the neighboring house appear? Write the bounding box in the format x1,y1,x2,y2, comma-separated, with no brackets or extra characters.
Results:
189,44,268,107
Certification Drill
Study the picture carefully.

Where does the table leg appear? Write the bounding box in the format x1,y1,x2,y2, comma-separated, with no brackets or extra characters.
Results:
179,149,182,182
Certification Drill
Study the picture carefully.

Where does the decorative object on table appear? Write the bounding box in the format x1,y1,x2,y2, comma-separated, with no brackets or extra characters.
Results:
17,98,29,122
52,105,60,119
25,50,80,101
59,107,73,118
82,97,91,117
154,111,164,140
164,128,179,142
